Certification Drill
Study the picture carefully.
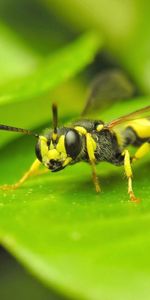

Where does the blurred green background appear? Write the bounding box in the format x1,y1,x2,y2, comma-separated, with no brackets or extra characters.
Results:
0,1,150,300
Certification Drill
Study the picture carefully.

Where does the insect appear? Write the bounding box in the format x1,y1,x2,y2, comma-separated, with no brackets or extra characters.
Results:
0,70,150,202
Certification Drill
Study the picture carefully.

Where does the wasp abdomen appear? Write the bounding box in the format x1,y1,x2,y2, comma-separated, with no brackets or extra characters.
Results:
124,126,150,147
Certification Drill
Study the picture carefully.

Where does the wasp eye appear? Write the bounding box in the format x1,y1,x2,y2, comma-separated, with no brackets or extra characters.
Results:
35,140,42,162
65,129,82,159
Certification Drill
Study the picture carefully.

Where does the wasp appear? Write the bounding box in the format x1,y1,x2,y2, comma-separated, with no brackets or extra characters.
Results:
0,70,150,202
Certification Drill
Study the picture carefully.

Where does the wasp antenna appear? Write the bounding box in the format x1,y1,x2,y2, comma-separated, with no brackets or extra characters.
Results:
52,103,58,134
0,124,39,138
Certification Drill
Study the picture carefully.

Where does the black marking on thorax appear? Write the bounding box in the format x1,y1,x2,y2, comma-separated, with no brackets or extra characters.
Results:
73,119,104,131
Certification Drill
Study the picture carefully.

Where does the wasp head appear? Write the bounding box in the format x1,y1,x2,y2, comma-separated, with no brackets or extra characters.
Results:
35,104,83,171
35,128,82,171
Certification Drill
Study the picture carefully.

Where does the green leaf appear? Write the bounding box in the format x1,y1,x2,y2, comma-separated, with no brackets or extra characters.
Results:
0,79,86,149
48,0,150,94
0,0,74,56
0,32,102,105
0,248,62,300
0,98,150,300
0,22,38,84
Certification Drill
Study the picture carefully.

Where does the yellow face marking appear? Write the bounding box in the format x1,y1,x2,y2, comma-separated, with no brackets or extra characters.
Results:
48,135,67,162
56,135,66,155
39,136,47,144
52,132,58,141
63,157,72,167
40,135,68,167
39,136,62,165
50,141,54,150
47,149,60,160
39,134,73,169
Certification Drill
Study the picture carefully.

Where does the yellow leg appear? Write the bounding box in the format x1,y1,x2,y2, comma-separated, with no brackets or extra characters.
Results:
86,133,101,192
73,126,101,192
132,142,150,162
91,161,101,193
0,159,45,191
123,149,140,202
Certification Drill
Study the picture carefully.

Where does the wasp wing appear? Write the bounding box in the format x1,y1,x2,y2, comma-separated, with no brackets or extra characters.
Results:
81,69,137,116
106,105,150,129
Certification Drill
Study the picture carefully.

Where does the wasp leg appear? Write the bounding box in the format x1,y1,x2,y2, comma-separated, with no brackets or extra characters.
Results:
91,161,101,193
122,149,140,203
75,126,101,192
0,159,46,191
132,141,150,162
86,133,101,193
